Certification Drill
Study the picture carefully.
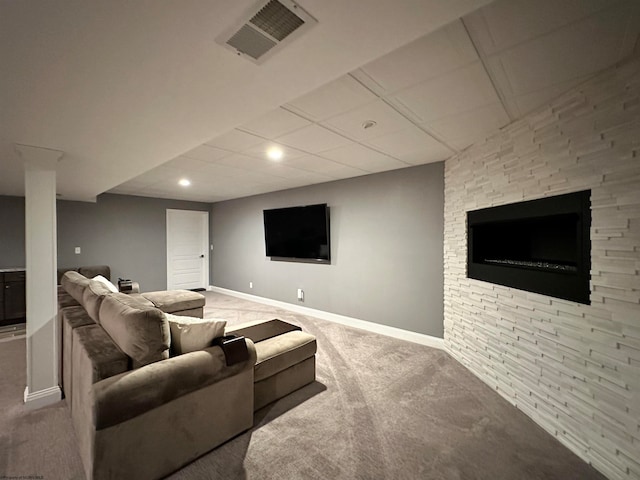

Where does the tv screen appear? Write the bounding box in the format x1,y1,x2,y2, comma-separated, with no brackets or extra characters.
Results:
263,203,330,262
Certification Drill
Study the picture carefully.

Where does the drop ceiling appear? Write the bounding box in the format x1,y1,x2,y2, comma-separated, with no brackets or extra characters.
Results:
1,0,638,203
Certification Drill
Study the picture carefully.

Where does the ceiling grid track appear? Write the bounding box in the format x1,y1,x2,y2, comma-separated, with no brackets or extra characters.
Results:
231,123,372,177
461,17,516,123
276,103,412,168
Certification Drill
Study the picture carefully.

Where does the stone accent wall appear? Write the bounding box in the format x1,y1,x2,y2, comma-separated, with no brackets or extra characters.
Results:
444,57,640,480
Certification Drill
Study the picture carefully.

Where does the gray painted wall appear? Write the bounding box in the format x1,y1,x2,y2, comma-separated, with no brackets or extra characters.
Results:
211,163,445,338
0,195,26,268
57,193,210,291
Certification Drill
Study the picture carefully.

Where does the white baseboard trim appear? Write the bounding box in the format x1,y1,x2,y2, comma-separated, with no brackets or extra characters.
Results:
210,286,444,350
24,385,62,410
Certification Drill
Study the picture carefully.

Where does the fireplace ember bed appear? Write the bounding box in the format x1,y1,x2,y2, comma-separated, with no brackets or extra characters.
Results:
467,190,591,304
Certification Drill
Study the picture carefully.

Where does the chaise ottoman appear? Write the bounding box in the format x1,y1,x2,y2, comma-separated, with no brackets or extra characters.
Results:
226,319,317,410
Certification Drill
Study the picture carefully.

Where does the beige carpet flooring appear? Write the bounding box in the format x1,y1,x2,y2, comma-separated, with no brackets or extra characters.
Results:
0,291,606,479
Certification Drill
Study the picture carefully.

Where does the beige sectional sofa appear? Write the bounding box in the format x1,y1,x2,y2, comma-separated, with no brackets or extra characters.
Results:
58,269,317,480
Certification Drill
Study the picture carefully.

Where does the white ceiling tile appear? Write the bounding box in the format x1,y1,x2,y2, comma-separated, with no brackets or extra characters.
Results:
320,143,408,172
285,75,377,122
263,164,334,182
204,129,264,152
263,164,313,180
230,170,284,186
286,154,368,178
163,156,211,171
276,124,352,153
150,178,205,193
130,166,181,184
322,100,414,141
366,126,453,164
244,184,292,196
108,185,141,195
391,61,501,124
198,162,246,178
241,141,307,161
355,20,478,95
113,177,157,189
301,172,339,184
139,183,187,197
486,6,640,98
425,102,510,147
195,179,250,195
265,173,337,191
182,144,230,162
212,153,273,172
464,0,616,56
238,107,312,139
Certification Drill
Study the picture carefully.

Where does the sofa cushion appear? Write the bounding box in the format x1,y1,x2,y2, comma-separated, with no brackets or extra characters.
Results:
73,323,129,384
58,285,80,308
99,293,170,367
60,306,95,405
93,339,257,430
142,290,205,314
254,331,317,382
166,313,226,354
126,293,155,308
82,280,114,323
61,271,90,304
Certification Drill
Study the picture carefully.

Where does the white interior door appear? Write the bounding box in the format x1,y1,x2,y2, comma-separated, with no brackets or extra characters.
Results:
166,209,209,290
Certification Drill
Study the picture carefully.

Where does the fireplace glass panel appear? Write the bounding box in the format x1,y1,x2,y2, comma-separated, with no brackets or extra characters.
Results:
467,191,591,304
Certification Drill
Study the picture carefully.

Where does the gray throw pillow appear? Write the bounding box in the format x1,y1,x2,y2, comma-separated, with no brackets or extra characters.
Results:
166,313,226,354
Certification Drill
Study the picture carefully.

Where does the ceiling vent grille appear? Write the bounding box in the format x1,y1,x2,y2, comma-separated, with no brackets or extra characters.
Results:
218,0,317,64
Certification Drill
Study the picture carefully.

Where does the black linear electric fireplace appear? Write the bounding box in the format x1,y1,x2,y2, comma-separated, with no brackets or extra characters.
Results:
467,190,591,304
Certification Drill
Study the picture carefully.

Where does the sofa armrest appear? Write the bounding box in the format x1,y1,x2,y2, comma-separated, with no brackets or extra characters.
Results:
92,339,257,430
225,318,301,343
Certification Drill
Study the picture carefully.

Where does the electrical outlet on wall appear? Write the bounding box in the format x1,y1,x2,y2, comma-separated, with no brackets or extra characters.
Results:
74,246,81,254
297,288,304,301
249,282,253,289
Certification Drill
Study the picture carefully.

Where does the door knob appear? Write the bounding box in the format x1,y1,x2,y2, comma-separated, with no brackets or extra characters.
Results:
200,255,205,258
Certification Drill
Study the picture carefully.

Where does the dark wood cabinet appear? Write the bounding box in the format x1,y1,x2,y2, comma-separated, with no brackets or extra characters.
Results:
0,269,26,326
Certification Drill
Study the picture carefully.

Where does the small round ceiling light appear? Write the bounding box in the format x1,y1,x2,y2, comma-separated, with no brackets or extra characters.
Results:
267,146,284,161
362,120,377,130
178,178,191,187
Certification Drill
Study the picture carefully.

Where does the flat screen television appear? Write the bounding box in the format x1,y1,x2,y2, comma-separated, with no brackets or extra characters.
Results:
263,203,330,262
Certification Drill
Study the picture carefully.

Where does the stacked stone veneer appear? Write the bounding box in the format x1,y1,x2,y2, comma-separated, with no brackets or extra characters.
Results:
444,57,640,480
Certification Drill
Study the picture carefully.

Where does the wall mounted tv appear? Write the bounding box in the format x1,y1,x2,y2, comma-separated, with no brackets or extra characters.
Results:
263,203,330,263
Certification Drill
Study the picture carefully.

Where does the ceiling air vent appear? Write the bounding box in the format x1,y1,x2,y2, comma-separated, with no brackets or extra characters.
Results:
218,0,317,64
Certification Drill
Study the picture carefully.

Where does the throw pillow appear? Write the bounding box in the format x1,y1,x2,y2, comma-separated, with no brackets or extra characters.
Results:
92,275,118,293
167,313,226,355
100,293,170,367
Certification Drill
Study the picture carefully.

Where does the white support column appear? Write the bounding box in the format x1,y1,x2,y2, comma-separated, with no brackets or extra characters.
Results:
16,144,64,409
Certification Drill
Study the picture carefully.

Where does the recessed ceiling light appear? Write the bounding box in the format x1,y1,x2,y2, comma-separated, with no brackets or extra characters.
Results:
267,146,284,161
179,178,191,187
